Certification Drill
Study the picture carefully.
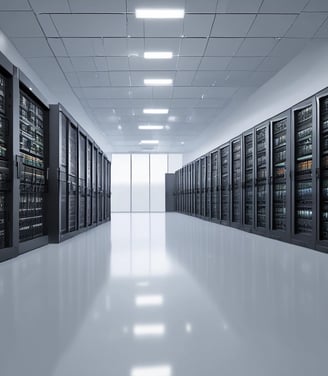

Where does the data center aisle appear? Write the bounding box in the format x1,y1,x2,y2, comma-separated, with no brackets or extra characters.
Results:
1,213,328,376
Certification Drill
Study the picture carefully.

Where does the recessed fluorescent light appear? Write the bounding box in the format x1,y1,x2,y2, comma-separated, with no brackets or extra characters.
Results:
135,294,163,306
144,51,173,59
136,8,184,19
133,324,166,337
139,140,159,145
138,125,164,130
144,79,173,86
131,365,172,376
143,108,169,115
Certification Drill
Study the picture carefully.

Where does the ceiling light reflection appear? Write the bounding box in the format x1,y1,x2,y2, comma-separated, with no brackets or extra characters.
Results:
135,295,163,307
131,365,172,376
133,324,165,337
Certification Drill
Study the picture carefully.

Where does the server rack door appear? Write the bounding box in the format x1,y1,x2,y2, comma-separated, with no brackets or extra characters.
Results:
210,150,219,221
201,157,206,217
97,151,103,222
242,131,254,231
192,163,196,215
60,113,68,235
174,171,179,212
92,146,97,224
78,132,86,229
231,138,242,228
316,92,328,251
187,165,191,214
206,155,211,219
254,123,270,233
270,111,291,241
86,140,92,226
184,166,187,213
68,123,78,232
195,160,201,216
291,98,316,248
182,167,185,213
220,144,230,225
19,87,49,243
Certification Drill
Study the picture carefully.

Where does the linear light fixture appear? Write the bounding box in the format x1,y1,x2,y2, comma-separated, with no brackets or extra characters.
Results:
138,125,164,130
139,140,159,145
131,365,172,376
135,294,163,305
133,324,166,337
144,51,173,59
143,108,169,114
136,8,185,19
144,79,173,86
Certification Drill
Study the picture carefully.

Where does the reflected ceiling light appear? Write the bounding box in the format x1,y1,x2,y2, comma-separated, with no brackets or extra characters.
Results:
135,294,163,306
133,324,166,337
136,281,149,287
138,125,164,130
139,140,159,145
181,141,185,145
118,125,122,130
136,8,184,19
168,116,176,122
165,125,170,130
131,365,172,376
144,51,173,59
185,323,192,333
144,79,173,86
143,108,169,114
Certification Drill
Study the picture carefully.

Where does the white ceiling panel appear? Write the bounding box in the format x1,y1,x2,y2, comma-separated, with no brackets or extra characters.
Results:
304,0,328,12
248,15,297,38
174,71,197,86
177,57,202,70
193,71,227,86
129,56,178,71
87,99,112,108
65,72,80,87
269,38,309,57
247,71,275,86
169,99,199,108
109,71,130,86
0,11,43,37
129,87,152,98
103,38,128,56
70,57,97,71
259,0,308,13
29,0,70,12
107,57,129,70
180,38,207,56
287,13,327,38
236,38,278,57
227,57,264,71
183,15,214,38
199,57,231,70
224,71,252,86
37,15,59,37
203,87,238,98
152,87,173,99
63,38,105,57
145,20,183,38
83,87,130,99
217,0,262,13
185,0,217,12
211,15,256,37
205,38,244,56
51,14,126,37
127,15,143,38
57,57,75,73
48,38,67,57
68,0,126,12
144,38,180,55
256,56,293,72
77,71,110,87
12,37,53,58
196,98,227,108
173,87,207,98
0,0,30,10
94,57,108,71
130,70,175,86
315,18,328,38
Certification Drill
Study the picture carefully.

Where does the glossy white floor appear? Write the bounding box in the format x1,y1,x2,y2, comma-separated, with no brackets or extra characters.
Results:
1,213,328,376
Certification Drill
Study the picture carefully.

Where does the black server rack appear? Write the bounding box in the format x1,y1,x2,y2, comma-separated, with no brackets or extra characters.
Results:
242,130,254,231
105,158,111,220
291,98,316,248
200,156,206,217
182,166,186,213
191,162,196,215
270,111,291,241
86,140,92,226
68,122,78,232
220,144,230,225
92,146,97,224
97,151,103,222
317,91,328,251
78,131,87,228
18,77,49,253
195,159,201,216
231,137,242,228
206,154,211,219
254,123,270,234
210,149,219,221
185,165,189,214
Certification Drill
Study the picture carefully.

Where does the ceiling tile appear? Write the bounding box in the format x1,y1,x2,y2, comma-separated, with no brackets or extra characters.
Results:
269,38,309,57
236,38,278,57
222,71,251,86
185,0,217,12
287,13,327,38
248,15,297,37
145,20,183,38
65,72,80,87
199,57,231,70
304,0,328,12
70,57,97,71
144,38,180,55
68,0,125,12
103,38,128,56
83,87,130,99
217,0,262,13
211,15,256,37
130,70,175,86
12,37,53,58
206,38,243,56
77,71,110,87
62,38,105,57
183,15,214,38
315,18,328,38
57,57,75,72
51,14,126,37
0,0,30,10
94,57,108,71
180,38,207,56
259,0,308,12
37,15,59,37
127,15,143,37
196,98,226,108
129,87,153,98
29,0,70,12
0,11,43,37
152,87,173,99
247,71,275,86
173,87,205,98
48,38,67,56
170,99,199,108
109,71,130,86
175,71,196,86
227,57,264,71
129,56,178,71
256,56,293,72
203,87,238,98
177,57,201,70
193,71,227,86
107,57,129,70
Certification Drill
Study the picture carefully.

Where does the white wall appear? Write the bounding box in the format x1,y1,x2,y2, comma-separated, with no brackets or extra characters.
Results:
184,39,328,164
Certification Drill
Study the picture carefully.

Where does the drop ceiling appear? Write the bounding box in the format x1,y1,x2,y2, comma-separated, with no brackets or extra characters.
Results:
0,0,328,152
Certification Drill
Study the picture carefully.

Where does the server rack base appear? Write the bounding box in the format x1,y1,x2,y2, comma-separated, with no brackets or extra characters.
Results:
0,247,18,263
19,235,49,254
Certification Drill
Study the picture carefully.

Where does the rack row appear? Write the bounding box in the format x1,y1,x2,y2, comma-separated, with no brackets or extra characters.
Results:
175,89,328,253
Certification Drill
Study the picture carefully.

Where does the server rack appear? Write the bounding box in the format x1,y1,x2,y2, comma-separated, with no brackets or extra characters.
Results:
182,166,186,213
206,154,211,219
86,140,92,226
105,158,111,220
242,130,254,231
210,149,219,221
254,122,270,234
18,74,49,253
270,111,291,241
97,150,103,222
191,162,196,215
68,121,78,232
291,97,316,249
219,143,230,225
200,156,206,217
92,146,97,224
316,90,328,252
231,137,242,228
195,159,201,216
78,131,87,229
